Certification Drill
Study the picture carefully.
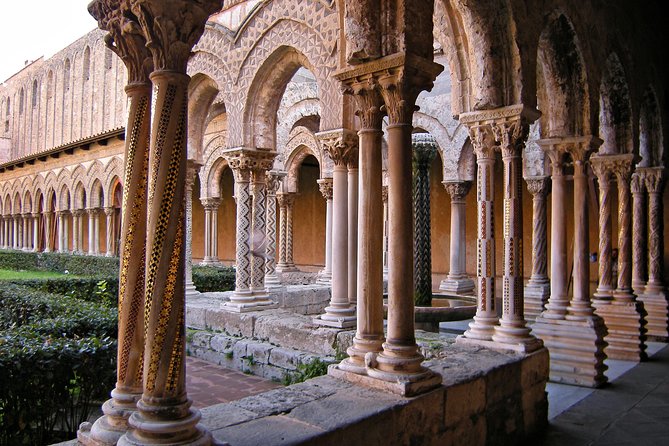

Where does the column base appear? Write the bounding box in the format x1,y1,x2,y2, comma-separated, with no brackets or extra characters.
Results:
77,390,141,446
276,264,299,273
439,276,475,295
456,335,543,354
637,289,668,341
221,297,278,313
328,363,441,397
524,281,551,321
316,270,332,286
462,314,499,341
337,338,385,375
265,274,283,288
491,323,544,352
592,299,647,362
313,304,357,328
532,314,608,388
185,283,200,299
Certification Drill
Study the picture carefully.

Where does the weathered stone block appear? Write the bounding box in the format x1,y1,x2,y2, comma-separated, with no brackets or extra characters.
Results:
444,378,485,428
205,309,256,337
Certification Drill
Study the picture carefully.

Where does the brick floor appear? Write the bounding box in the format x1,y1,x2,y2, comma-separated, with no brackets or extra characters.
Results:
186,356,280,409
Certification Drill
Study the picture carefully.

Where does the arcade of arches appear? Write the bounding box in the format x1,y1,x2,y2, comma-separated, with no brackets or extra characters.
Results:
0,0,667,445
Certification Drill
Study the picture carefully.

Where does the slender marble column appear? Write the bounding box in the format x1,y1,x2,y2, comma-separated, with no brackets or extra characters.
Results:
566,142,596,319
87,209,96,255
264,171,285,287
317,178,334,285
44,211,53,252
542,147,569,318
411,133,437,306
492,116,539,349
72,210,84,254
382,185,389,276
78,4,153,444
185,163,199,297
104,207,115,256
335,77,385,375
1,217,5,248
523,176,550,319
462,125,498,340
200,198,220,265
315,131,357,328
347,157,359,304
57,211,65,253
22,213,31,251
631,173,647,296
32,212,39,252
613,159,635,302
15,215,21,250
368,57,443,391
591,159,614,300
118,1,222,445
439,181,474,294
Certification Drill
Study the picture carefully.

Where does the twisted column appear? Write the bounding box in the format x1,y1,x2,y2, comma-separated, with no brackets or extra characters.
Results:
317,178,334,285
591,159,614,300
644,168,665,295
492,113,539,349
275,193,293,272
411,133,437,306
315,130,357,328
200,198,220,265
631,173,647,295
117,1,223,445
613,158,634,302
462,124,498,340
524,176,550,319
264,171,284,287
440,181,474,294
79,4,153,444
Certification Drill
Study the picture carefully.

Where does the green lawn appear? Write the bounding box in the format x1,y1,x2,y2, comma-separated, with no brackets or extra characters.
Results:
0,269,74,280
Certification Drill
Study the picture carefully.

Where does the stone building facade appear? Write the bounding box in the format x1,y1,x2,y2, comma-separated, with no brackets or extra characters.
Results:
0,0,667,444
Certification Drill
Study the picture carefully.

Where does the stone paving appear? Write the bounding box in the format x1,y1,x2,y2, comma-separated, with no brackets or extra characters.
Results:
186,356,280,408
539,343,669,446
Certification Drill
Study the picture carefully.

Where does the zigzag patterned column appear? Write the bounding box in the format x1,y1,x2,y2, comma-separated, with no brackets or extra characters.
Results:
265,171,285,287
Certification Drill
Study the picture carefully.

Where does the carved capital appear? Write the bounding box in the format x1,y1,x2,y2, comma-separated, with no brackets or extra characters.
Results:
317,178,334,200
631,172,645,194
525,176,551,197
71,209,85,218
467,125,497,160
590,157,613,184
640,167,665,193
104,207,115,217
443,181,472,201
318,129,359,167
223,148,277,183
200,197,220,210
411,133,438,167
276,193,295,208
343,77,385,130
265,170,286,195
89,0,153,84
492,120,528,158
130,0,223,72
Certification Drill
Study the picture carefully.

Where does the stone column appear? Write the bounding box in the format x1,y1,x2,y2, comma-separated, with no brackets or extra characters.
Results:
32,212,39,252
222,149,277,312
72,210,84,254
461,123,498,341
57,211,65,253
523,176,550,319
411,133,437,306
491,112,540,350
14,215,20,250
200,198,220,265
22,213,31,251
366,55,443,394
275,193,295,272
382,185,389,276
347,155,359,304
1,217,6,249
117,1,222,445
631,172,647,296
264,171,285,287
612,157,635,302
104,207,115,256
591,158,614,301
439,181,474,294
639,167,668,340
316,178,333,285
87,208,98,255
332,72,385,376
566,143,595,319
78,3,153,444
184,163,199,298
533,137,608,388
44,211,53,252
315,130,357,328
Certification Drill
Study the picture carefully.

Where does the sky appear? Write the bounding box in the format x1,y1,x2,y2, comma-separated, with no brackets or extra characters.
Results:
0,1,98,82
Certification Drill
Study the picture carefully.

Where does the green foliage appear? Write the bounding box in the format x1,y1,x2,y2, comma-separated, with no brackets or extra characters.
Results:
9,277,119,304
0,282,117,445
282,358,331,386
192,265,236,292
0,250,120,277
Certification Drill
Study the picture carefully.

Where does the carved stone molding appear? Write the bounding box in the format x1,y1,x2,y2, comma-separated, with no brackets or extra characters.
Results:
317,129,359,167
224,147,277,182
317,178,334,200
443,181,472,202
525,176,551,197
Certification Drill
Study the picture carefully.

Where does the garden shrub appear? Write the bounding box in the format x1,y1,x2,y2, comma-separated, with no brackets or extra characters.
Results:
0,282,117,445
192,265,236,292
13,277,119,304
0,250,120,277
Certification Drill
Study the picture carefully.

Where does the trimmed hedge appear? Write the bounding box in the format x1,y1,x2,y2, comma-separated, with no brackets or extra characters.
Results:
12,277,119,304
192,265,236,292
0,282,117,446
0,250,120,277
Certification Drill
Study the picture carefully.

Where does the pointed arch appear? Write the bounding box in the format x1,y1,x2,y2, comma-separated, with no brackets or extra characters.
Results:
598,53,633,154
188,73,221,163
639,87,664,167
